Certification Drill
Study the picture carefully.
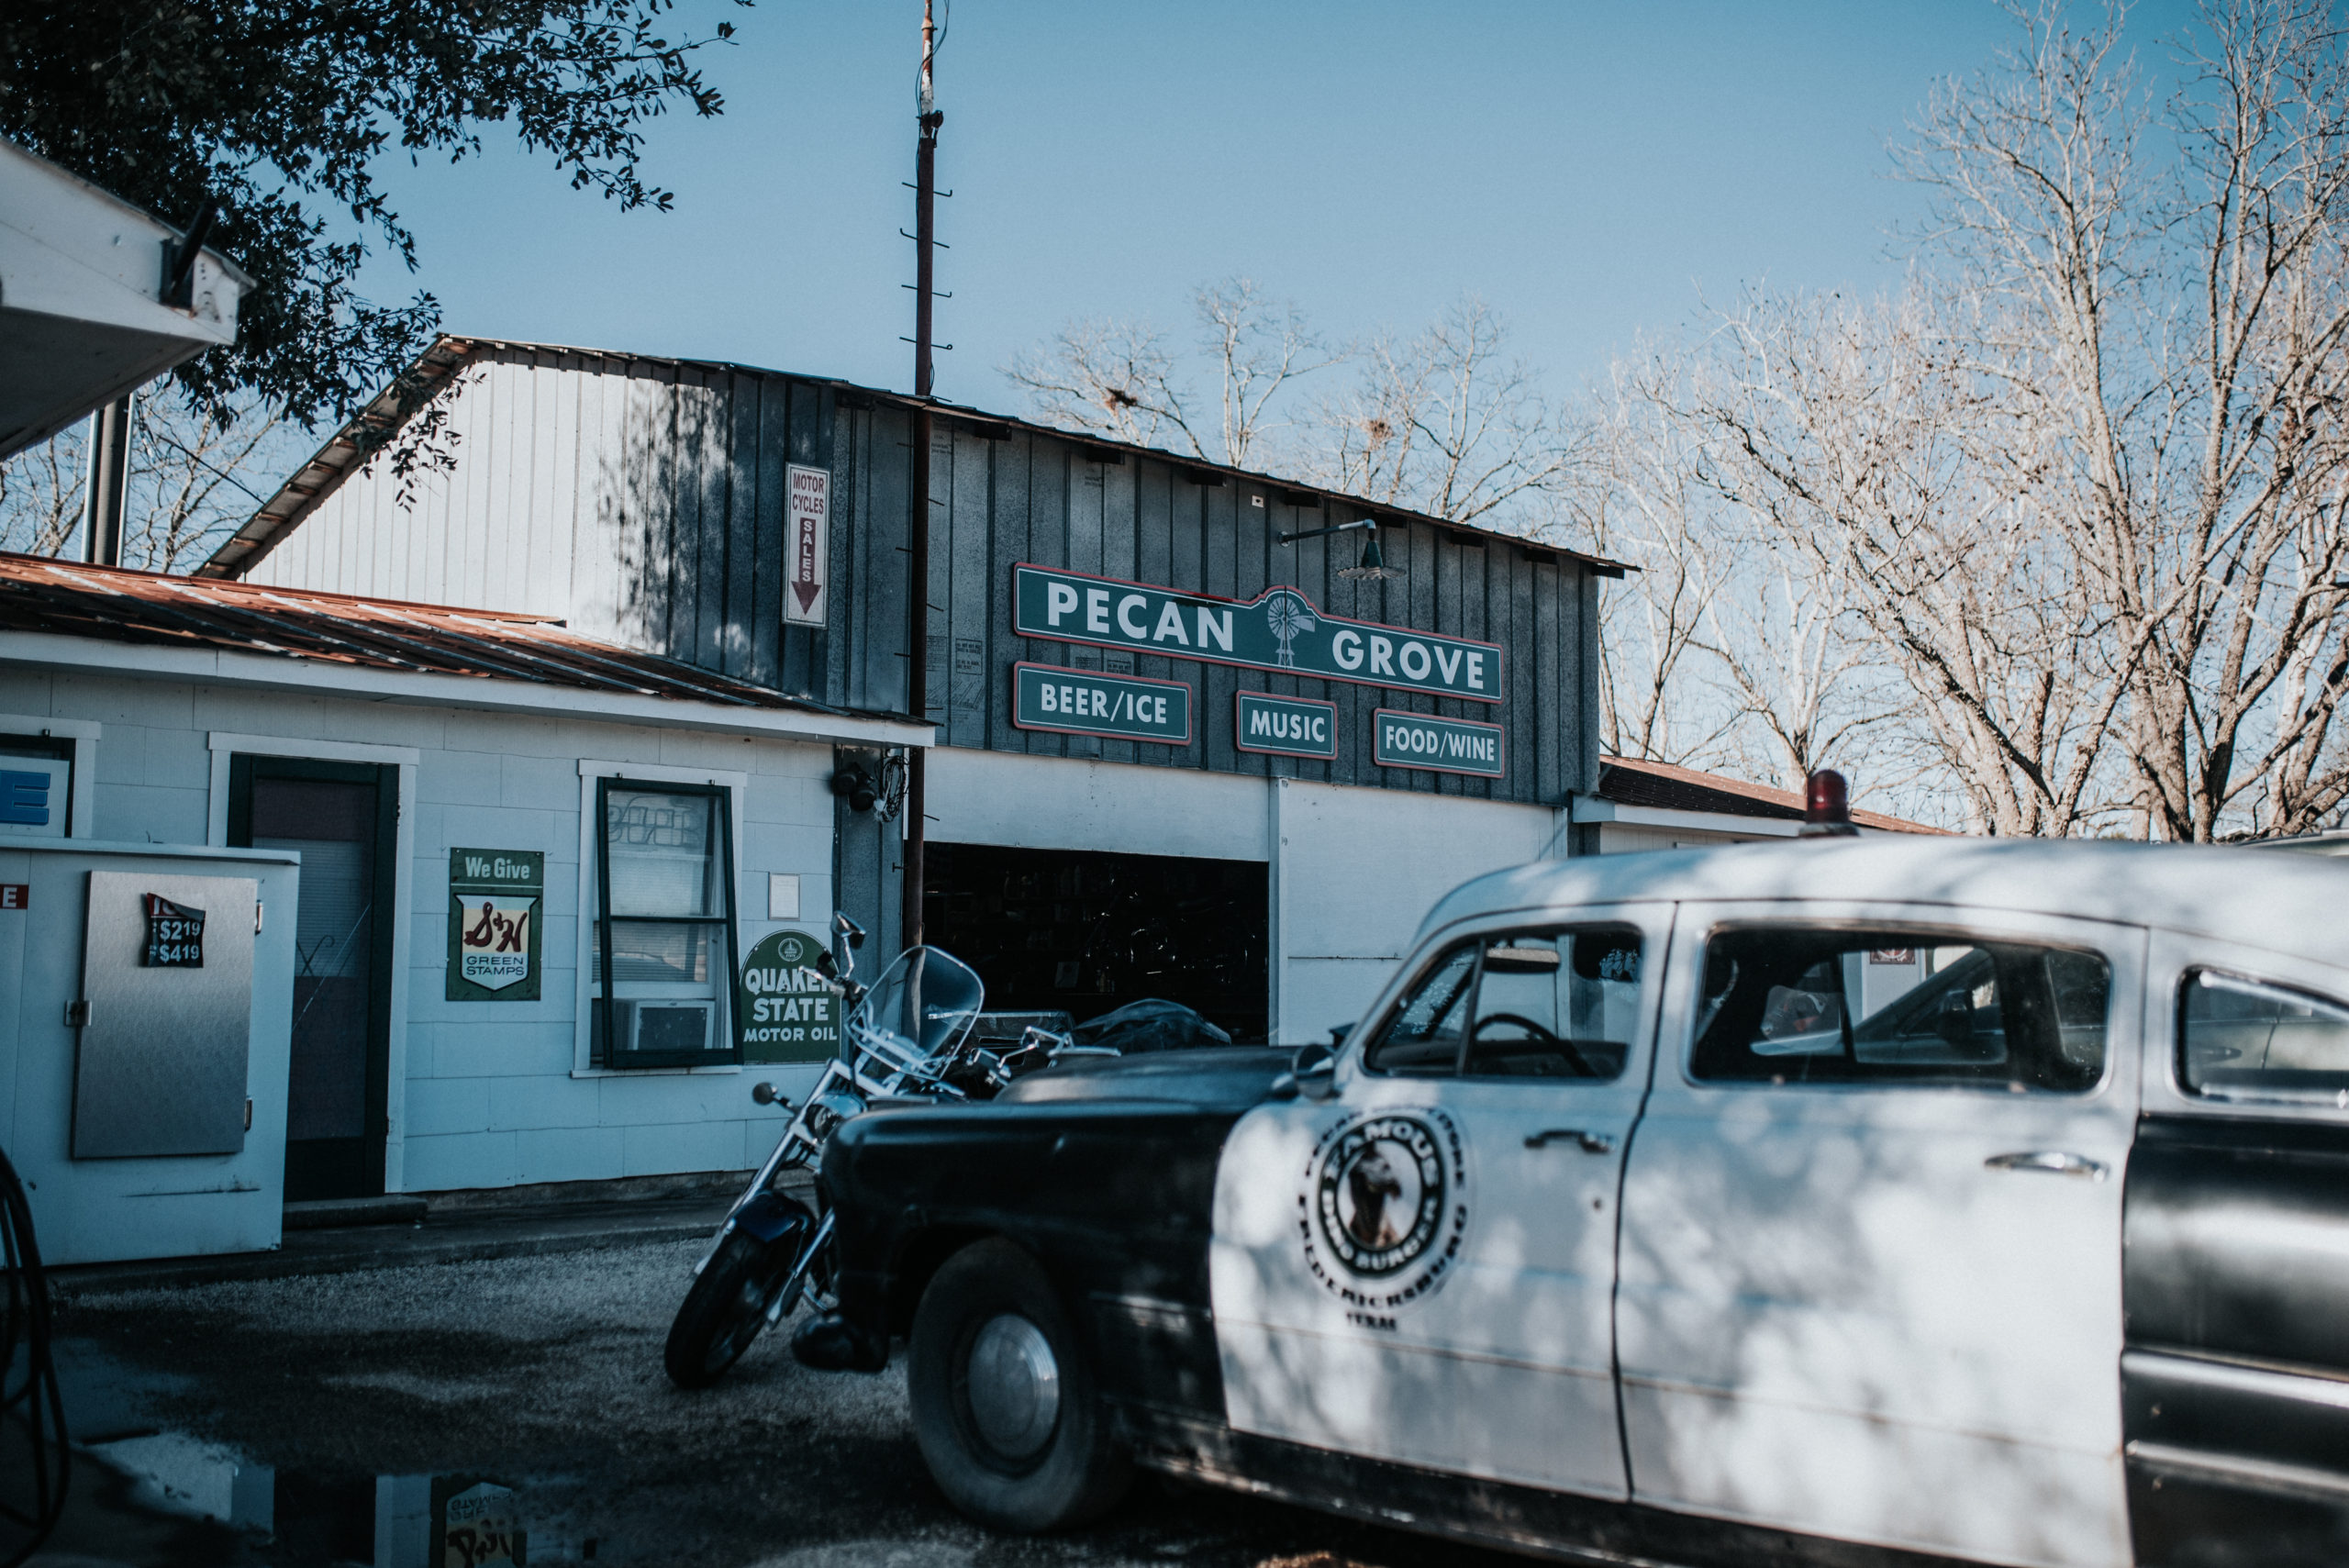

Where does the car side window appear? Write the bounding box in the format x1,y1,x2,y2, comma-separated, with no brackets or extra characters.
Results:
1689,927,2110,1091
1366,942,1478,1076
1366,925,1644,1081
1464,928,1642,1080
2180,970,2349,1106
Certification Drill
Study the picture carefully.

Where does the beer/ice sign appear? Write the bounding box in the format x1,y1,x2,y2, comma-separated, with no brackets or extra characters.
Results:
142,893,206,967
1011,662,1193,744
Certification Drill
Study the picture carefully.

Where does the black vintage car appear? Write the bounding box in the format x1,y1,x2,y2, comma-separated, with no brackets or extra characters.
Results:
803,840,2349,1568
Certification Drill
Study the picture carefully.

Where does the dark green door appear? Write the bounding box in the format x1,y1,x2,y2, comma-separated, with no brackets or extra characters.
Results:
229,755,397,1203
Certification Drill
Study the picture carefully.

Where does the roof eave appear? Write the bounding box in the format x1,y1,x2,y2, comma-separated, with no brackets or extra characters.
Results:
199,333,1637,582
0,627,933,749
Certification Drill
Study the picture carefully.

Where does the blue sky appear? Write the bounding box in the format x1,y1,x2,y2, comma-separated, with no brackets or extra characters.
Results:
353,1,2195,417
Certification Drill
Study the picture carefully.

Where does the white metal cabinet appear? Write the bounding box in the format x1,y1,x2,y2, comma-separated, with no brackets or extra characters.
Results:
1210,903,1668,1497
1616,901,2143,1568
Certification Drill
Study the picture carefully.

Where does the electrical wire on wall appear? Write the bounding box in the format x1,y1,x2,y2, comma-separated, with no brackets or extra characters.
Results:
0,1141,67,1568
874,750,910,824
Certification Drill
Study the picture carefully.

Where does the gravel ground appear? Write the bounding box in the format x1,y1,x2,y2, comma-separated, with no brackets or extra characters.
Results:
49,1237,1522,1568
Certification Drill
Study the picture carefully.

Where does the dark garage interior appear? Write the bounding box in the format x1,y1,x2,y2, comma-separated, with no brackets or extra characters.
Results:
922,842,1269,1043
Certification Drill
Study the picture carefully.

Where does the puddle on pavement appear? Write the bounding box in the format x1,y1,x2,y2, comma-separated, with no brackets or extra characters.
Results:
50,1340,602,1563
83,1432,599,1564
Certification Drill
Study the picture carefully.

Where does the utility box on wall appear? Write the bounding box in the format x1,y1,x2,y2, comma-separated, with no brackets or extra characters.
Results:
74,871,257,1159
0,840,298,1265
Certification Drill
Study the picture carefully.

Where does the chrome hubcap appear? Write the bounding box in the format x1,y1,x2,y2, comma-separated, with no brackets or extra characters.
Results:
965,1313,1060,1459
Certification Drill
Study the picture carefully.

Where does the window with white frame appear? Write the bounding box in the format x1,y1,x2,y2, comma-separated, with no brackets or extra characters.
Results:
592,778,740,1068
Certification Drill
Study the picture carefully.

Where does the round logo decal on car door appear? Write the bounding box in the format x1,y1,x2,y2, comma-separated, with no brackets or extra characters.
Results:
1303,1108,1470,1309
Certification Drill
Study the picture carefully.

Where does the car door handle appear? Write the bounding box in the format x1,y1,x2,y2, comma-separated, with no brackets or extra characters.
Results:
1985,1151,2109,1181
1526,1129,1615,1154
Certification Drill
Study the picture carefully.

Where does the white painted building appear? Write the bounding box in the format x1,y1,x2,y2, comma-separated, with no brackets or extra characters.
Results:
0,555,925,1232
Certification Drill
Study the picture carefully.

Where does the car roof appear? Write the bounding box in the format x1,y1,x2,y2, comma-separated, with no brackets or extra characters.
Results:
1419,838,2349,970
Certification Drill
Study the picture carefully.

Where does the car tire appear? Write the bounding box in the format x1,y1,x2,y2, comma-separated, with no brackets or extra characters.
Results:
908,1238,1131,1532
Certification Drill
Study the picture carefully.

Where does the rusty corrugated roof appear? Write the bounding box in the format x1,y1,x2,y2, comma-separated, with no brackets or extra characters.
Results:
0,551,900,720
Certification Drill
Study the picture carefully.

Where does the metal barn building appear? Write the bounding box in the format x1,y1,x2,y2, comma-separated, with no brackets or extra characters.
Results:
200,336,1620,1085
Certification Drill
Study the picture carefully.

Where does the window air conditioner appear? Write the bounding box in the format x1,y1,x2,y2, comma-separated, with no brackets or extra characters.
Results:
629,1000,714,1055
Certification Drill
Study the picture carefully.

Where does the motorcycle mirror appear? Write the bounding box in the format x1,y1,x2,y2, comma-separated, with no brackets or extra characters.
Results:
813,950,838,978
832,911,866,950
750,1081,788,1107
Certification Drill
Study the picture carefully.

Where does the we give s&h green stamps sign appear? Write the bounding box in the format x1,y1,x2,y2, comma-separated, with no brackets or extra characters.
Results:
447,849,542,1001
1013,564,1503,705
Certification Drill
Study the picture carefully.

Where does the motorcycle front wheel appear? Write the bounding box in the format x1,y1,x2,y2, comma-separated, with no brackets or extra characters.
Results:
664,1230,783,1388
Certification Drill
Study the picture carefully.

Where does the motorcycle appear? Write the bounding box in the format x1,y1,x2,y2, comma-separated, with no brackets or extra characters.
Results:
662,914,1054,1388
662,913,1238,1388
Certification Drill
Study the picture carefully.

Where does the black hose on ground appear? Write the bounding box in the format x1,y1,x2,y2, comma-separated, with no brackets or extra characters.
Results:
0,1141,66,1568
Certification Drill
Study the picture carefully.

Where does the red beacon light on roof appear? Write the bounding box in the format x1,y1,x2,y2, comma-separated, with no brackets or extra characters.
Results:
1799,769,1862,839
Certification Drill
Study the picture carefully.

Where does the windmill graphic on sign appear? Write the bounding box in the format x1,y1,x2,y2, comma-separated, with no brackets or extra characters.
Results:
1264,589,1319,668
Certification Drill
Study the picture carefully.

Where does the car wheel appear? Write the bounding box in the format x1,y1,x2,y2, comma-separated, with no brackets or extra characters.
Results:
908,1238,1131,1532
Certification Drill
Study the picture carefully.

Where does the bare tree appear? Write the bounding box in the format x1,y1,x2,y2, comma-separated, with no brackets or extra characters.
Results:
1686,285,2133,837
1003,277,1338,467
1887,0,2349,839
1574,345,1915,806
1308,295,1580,528
1003,317,1194,453
122,395,295,573
1602,2,2349,839
0,388,295,572
0,422,86,557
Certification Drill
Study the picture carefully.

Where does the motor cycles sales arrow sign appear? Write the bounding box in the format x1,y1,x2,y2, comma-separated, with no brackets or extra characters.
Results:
785,464,829,627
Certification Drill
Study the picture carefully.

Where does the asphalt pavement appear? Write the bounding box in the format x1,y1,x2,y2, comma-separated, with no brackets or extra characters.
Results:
36,1230,1524,1568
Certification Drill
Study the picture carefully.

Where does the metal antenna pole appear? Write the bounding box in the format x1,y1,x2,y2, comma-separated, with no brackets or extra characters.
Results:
82,394,134,567
902,0,942,951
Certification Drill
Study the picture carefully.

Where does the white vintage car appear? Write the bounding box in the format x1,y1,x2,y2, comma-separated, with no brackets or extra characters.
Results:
811,838,2349,1568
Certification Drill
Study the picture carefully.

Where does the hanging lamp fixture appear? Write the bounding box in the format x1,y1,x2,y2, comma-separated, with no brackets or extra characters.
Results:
1277,517,1405,582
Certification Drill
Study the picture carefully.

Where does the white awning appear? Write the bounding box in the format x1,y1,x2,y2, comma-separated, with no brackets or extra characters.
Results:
0,137,252,458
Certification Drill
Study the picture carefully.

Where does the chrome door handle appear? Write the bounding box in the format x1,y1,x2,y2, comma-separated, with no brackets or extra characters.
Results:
1526,1129,1615,1154
1985,1151,2108,1181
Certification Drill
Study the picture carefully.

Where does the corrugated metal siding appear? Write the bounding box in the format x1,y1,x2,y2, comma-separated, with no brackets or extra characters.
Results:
244,346,1598,803
899,406,1596,806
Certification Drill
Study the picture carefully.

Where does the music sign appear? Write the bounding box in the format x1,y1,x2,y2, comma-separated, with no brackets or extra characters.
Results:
1235,691,1339,760
1012,564,1502,704
447,848,543,1001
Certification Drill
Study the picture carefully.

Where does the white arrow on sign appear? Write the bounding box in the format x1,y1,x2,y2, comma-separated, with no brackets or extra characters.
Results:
785,463,829,627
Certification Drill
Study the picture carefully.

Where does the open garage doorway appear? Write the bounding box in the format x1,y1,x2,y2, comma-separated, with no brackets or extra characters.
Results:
923,843,1268,1043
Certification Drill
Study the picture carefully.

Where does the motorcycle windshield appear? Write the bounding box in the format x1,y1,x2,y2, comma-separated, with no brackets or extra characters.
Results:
848,945,985,1067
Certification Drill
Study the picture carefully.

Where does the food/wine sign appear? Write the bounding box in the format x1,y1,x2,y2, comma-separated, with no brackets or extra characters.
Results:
142,893,206,967
447,849,543,1001
738,928,841,1063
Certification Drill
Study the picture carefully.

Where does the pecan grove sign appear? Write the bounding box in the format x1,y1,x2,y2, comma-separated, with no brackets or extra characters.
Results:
1012,564,1502,704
